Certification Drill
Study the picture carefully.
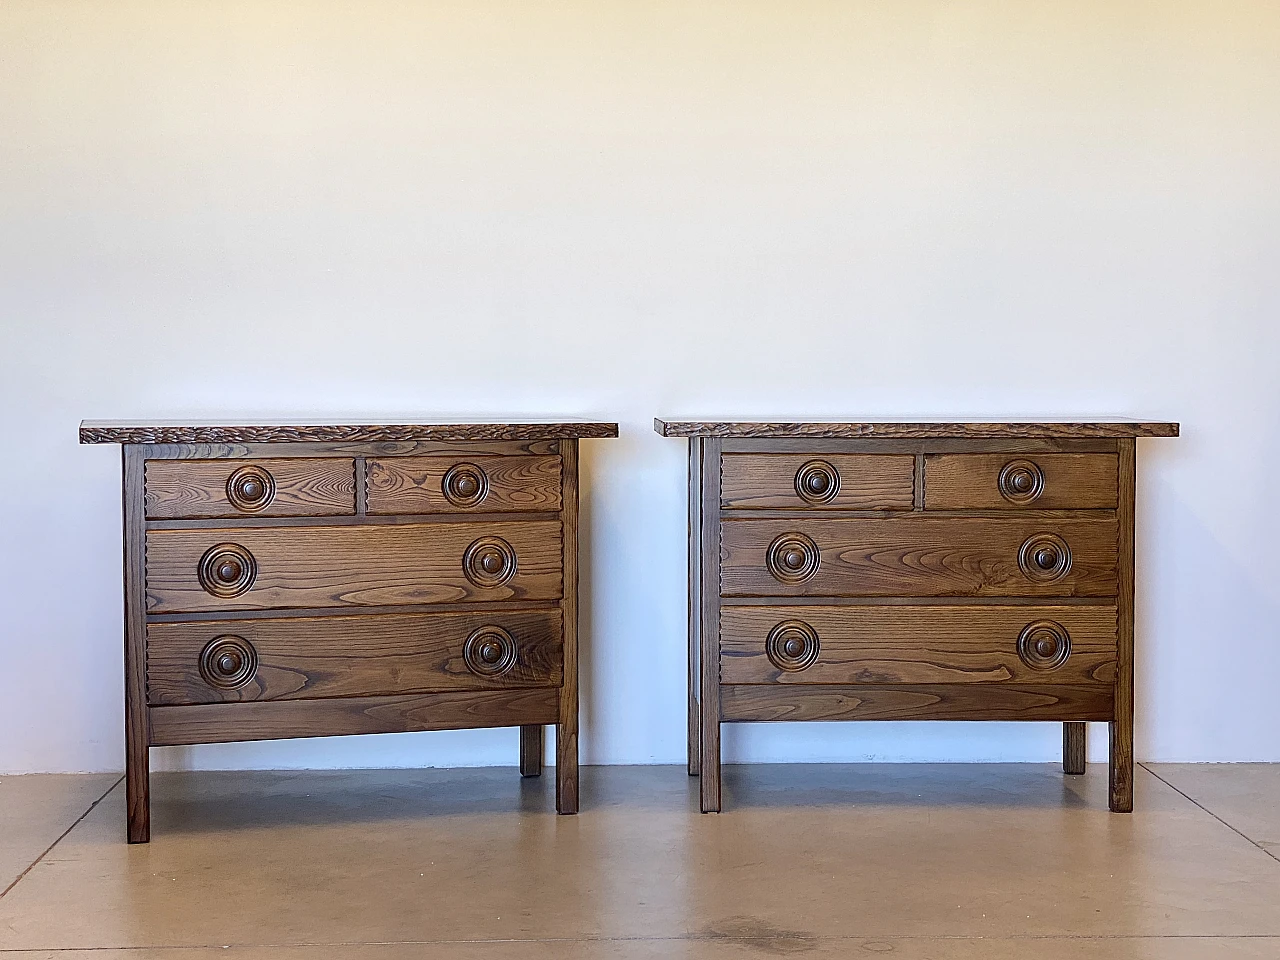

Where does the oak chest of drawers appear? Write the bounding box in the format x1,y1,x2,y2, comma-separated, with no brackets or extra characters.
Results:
82,419,617,842
656,419,1178,813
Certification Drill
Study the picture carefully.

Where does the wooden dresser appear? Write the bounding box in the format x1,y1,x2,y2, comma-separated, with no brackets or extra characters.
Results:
655,419,1178,814
81,419,617,842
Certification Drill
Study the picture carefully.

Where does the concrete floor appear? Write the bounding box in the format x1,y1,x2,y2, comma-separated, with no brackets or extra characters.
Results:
1,763,1278,958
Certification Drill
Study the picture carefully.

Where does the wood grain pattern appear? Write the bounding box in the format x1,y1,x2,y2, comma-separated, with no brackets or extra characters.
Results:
687,438,702,776
556,439,579,815
1111,438,1137,812
81,421,619,444
149,689,560,746
520,725,543,777
1064,722,1087,774
720,516,1120,598
141,440,562,460
122,446,150,843
924,453,1118,510
367,455,561,514
146,609,564,705
720,454,915,510
145,521,563,613
720,683,1114,722
656,420,1179,439
144,458,356,519
720,605,1118,685
699,438,724,813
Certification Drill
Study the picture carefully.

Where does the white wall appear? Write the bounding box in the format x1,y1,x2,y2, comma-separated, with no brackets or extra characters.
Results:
2,0,1277,773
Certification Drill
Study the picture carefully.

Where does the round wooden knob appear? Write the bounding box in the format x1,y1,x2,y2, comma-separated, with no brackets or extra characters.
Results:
794,460,841,504
766,619,821,672
226,465,276,513
199,635,258,689
464,626,518,678
766,532,821,584
1018,620,1071,671
442,462,489,507
463,537,517,587
998,459,1045,505
197,543,257,598
1018,533,1072,582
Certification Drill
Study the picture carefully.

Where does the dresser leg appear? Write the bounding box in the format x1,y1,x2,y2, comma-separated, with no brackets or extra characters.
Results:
1108,720,1134,813
1063,722,1086,775
125,744,150,844
699,718,721,813
519,725,543,777
555,723,578,814
688,688,702,777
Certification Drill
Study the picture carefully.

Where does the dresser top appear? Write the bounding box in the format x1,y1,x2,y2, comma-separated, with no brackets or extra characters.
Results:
654,419,1179,439
80,419,620,445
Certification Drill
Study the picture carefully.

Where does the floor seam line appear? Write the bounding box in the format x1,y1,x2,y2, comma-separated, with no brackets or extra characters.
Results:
0,774,125,900
1140,763,1280,865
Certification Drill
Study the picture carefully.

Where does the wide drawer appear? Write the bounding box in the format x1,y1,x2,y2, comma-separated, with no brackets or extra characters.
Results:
145,459,356,519
720,605,1117,685
146,609,564,705
367,455,561,514
145,520,563,613
924,453,1118,510
720,516,1118,597
721,454,914,510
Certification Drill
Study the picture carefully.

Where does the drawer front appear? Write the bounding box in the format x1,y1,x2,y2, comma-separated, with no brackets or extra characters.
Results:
145,459,356,519
367,455,561,514
924,453,1117,510
721,454,915,510
720,605,1117,685
146,609,564,705
720,517,1118,598
145,520,563,613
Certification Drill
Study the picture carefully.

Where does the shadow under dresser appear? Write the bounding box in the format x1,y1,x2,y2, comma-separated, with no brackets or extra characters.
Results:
655,419,1179,813
81,419,617,842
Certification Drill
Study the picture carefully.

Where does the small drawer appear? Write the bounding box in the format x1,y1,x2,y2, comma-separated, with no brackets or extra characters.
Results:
721,454,914,510
144,520,564,613
367,455,561,514
719,516,1119,598
146,609,564,705
924,453,1117,510
145,459,355,519
720,605,1117,685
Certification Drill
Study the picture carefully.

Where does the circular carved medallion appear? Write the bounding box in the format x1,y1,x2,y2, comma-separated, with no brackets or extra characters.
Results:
199,635,259,689
442,462,489,508
463,536,518,588
998,459,1045,505
1017,620,1072,671
794,460,841,505
197,543,257,598
765,532,821,585
226,465,276,513
766,619,821,672
463,625,518,678
1018,533,1072,582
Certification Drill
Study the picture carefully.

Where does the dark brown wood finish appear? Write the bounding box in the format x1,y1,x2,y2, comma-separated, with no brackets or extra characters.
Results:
556,438,580,815
87,420,613,840
146,609,564,704
82,421,619,444
145,458,357,519
367,455,561,515
122,446,150,843
1064,722,1087,775
150,689,560,746
699,438,724,813
661,418,1176,813
924,453,1119,510
657,420,1179,439
1111,438,1137,812
720,606,1117,686
144,520,564,613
